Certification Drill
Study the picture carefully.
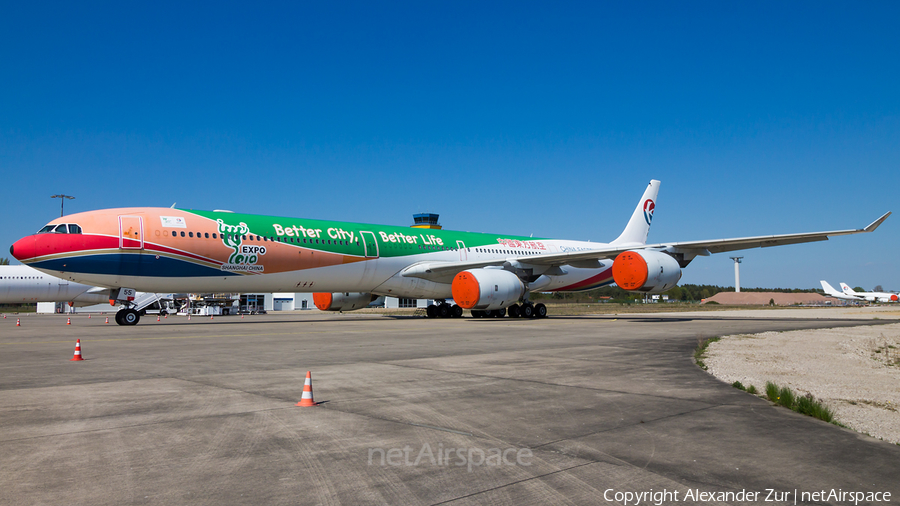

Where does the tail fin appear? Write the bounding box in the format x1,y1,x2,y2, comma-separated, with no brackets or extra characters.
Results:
820,280,842,297
611,180,660,246
839,283,857,295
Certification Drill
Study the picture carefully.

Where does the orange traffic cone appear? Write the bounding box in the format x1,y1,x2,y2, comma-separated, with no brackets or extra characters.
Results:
70,339,84,361
105,317,109,324
188,314,191,321
157,315,161,322
164,314,167,319
88,314,91,319
67,317,71,325
296,371,317,407
16,318,21,326
241,314,244,319
210,314,213,320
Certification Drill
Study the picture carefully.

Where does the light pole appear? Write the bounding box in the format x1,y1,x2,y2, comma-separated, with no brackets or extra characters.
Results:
730,257,743,292
51,194,75,217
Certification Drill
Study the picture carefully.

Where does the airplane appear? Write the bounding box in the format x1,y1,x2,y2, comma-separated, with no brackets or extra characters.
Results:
0,264,111,307
839,282,899,303
0,264,174,313
819,280,864,301
8,180,891,325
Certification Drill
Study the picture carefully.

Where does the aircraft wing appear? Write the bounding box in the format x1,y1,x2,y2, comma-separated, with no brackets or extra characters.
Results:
524,211,892,265
401,212,890,284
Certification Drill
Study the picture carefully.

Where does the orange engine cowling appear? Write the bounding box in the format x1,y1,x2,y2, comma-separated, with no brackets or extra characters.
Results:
612,250,682,293
452,269,525,311
313,292,377,311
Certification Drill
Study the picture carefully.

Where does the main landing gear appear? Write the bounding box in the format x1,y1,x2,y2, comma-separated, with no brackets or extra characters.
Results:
426,301,548,319
114,307,141,326
495,302,547,319
426,301,464,318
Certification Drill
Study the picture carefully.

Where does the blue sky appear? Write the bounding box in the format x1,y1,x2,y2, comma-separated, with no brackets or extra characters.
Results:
2,2,898,289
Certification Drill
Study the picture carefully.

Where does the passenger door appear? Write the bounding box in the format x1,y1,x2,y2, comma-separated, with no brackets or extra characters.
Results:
119,216,144,250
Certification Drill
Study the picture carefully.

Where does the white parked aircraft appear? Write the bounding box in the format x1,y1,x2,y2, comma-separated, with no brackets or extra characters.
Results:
0,264,173,312
819,280,864,301
0,264,111,306
839,283,899,303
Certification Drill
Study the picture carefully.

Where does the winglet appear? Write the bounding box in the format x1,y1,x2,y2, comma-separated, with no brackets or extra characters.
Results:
863,212,891,232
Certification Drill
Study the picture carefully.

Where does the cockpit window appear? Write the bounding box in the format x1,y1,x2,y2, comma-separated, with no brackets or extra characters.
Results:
37,223,83,234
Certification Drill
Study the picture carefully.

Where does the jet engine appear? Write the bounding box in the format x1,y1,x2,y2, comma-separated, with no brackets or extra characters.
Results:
313,292,377,311
612,250,682,293
451,269,525,311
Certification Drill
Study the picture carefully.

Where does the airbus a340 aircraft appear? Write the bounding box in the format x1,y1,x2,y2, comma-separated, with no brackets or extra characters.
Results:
9,180,891,325
839,283,899,303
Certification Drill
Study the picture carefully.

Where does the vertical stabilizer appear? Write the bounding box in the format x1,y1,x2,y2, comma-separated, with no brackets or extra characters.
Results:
839,283,857,295
611,180,660,246
820,280,841,297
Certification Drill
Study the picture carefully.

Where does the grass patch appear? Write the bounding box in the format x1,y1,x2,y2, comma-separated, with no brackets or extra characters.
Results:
766,381,779,402
777,385,795,408
731,380,760,395
764,381,834,423
693,337,721,370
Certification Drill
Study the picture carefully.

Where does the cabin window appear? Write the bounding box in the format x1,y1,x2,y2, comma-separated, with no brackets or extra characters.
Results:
68,224,82,234
180,231,185,237
189,232,194,237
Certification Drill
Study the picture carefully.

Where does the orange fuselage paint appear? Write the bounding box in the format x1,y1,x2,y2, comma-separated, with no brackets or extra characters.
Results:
313,292,333,310
451,271,481,309
612,251,648,290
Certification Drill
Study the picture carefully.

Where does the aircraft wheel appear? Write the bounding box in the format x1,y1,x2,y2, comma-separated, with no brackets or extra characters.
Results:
494,307,506,318
483,310,494,317
507,304,520,318
115,310,125,325
438,303,451,318
121,308,140,326
451,305,463,318
426,305,437,318
534,303,547,318
520,303,534,318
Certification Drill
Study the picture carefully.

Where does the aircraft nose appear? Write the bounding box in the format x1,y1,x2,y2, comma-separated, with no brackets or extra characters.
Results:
10,236,36,262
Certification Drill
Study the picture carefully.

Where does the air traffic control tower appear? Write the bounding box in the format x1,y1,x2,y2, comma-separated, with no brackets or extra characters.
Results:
411,213,441,230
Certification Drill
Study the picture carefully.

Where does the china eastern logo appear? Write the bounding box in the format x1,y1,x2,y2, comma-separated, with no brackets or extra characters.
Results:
217,219,265,272
643,199,655,226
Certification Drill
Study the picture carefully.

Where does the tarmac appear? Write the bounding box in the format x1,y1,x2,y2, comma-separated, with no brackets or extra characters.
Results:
1,310,899,505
